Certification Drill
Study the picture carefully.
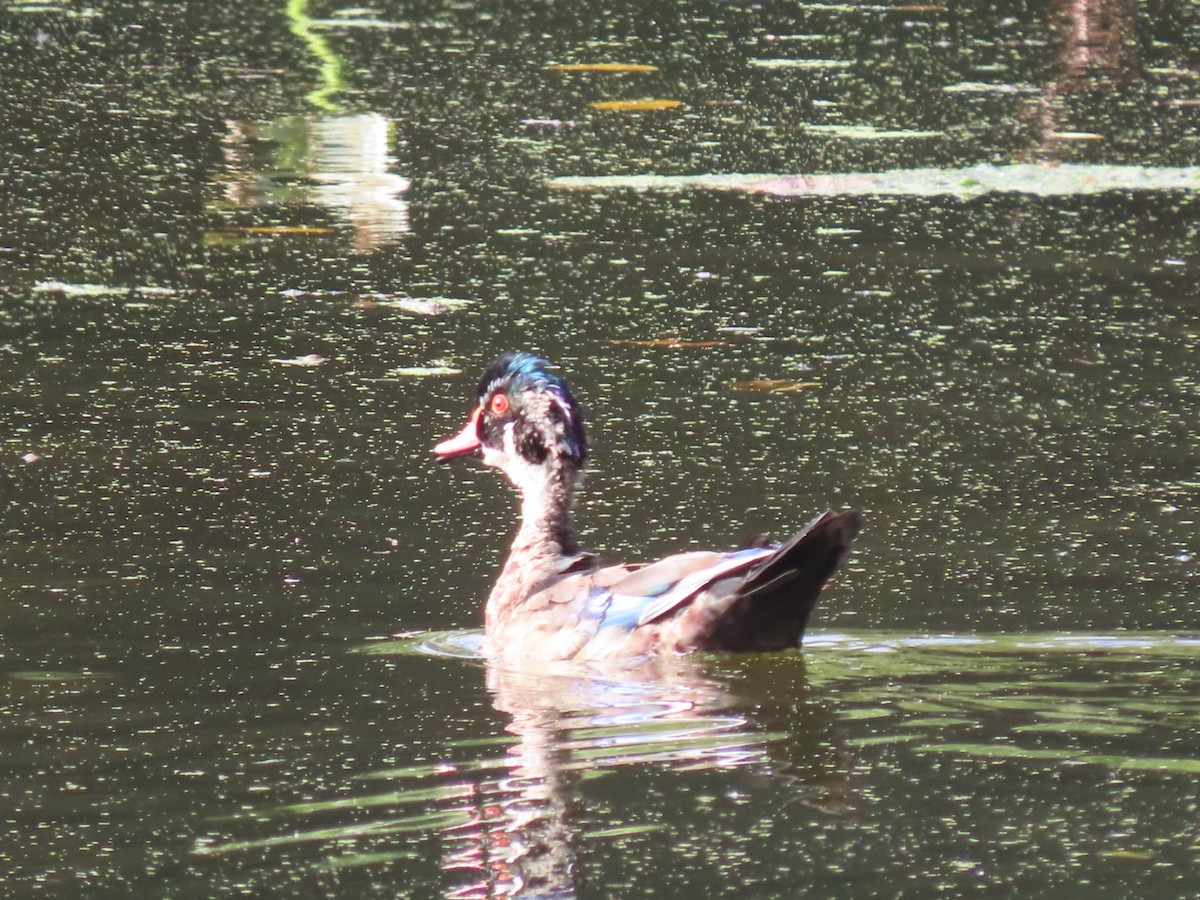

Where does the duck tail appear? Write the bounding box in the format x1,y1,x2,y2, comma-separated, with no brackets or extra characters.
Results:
708,510,861,651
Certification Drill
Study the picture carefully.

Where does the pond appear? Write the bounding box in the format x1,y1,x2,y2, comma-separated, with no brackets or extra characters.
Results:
2,0,1199,895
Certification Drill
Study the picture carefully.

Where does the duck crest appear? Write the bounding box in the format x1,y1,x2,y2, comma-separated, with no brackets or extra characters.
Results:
434,352,860,660
479,352,587,468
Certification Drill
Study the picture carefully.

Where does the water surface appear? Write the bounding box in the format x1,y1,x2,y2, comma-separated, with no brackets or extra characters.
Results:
2,0,1199,894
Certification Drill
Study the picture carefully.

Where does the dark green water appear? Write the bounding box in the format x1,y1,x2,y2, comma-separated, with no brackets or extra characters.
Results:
2,0,1199,895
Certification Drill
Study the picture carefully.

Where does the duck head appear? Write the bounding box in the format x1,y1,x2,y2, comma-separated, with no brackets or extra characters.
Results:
433,352,588,492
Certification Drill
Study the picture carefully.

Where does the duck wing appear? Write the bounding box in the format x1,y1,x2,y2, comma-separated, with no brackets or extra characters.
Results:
514,510,859,658
678,510,861,651
628,549,776,627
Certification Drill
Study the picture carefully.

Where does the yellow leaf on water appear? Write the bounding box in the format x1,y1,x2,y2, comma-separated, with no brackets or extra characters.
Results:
731,379,820,393
1047,131,1104,141
1101,850,1155,861
589,99,682,111
547,63,660,73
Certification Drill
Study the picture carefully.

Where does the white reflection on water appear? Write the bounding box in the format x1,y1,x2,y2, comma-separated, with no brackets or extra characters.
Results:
307,114,410,250
195,637,813,898
435,653,779,899
219,112,410,250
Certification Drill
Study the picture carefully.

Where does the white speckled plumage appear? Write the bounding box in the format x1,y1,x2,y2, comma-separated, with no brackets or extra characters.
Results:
434,352,860,660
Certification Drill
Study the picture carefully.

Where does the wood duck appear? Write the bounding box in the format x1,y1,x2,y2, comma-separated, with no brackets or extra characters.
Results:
433,352,861,660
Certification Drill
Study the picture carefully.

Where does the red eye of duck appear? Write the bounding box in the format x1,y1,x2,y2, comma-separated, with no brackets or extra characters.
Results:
490,393,510,416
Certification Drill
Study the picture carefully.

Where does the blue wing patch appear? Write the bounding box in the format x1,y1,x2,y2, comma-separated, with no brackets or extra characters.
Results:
634,547,774,627
584,586,658,631
583,547,775,632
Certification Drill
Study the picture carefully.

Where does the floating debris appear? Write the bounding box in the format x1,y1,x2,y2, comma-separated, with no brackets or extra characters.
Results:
731,379,821,393
942,81,1040,94
588,823,669,839
1048,131,1104,141
546,63,659,73
549,164,1200,197
34,281,114,296
353,296,473,315
305,18,414,29
272,354,326,367
34,281,178,297
602,338,724,348
792,2,944,10
763,33,833,42
388,364,462,378
1101,850,1156,861
216,66,287,76
803,124,944,139
589,99,682,111
227,226,337,235
750,58,854,69
520,118,578,128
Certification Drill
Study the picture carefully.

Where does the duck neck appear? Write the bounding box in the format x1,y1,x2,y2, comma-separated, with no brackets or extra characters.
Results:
487,463,580,627
515,474,579,558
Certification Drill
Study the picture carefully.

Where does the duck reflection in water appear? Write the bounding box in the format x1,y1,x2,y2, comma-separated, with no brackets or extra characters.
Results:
438,652,845,899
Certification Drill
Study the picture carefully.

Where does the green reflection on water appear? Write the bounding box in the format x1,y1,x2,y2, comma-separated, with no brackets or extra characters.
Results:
1014,721,1143,735
191,631,1200,893
919,743,1200,774
194,807,472,856
285,0,346,111
800,631,1200,787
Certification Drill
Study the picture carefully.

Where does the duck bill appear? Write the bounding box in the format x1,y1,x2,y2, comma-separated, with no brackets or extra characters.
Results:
433,407,482,463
